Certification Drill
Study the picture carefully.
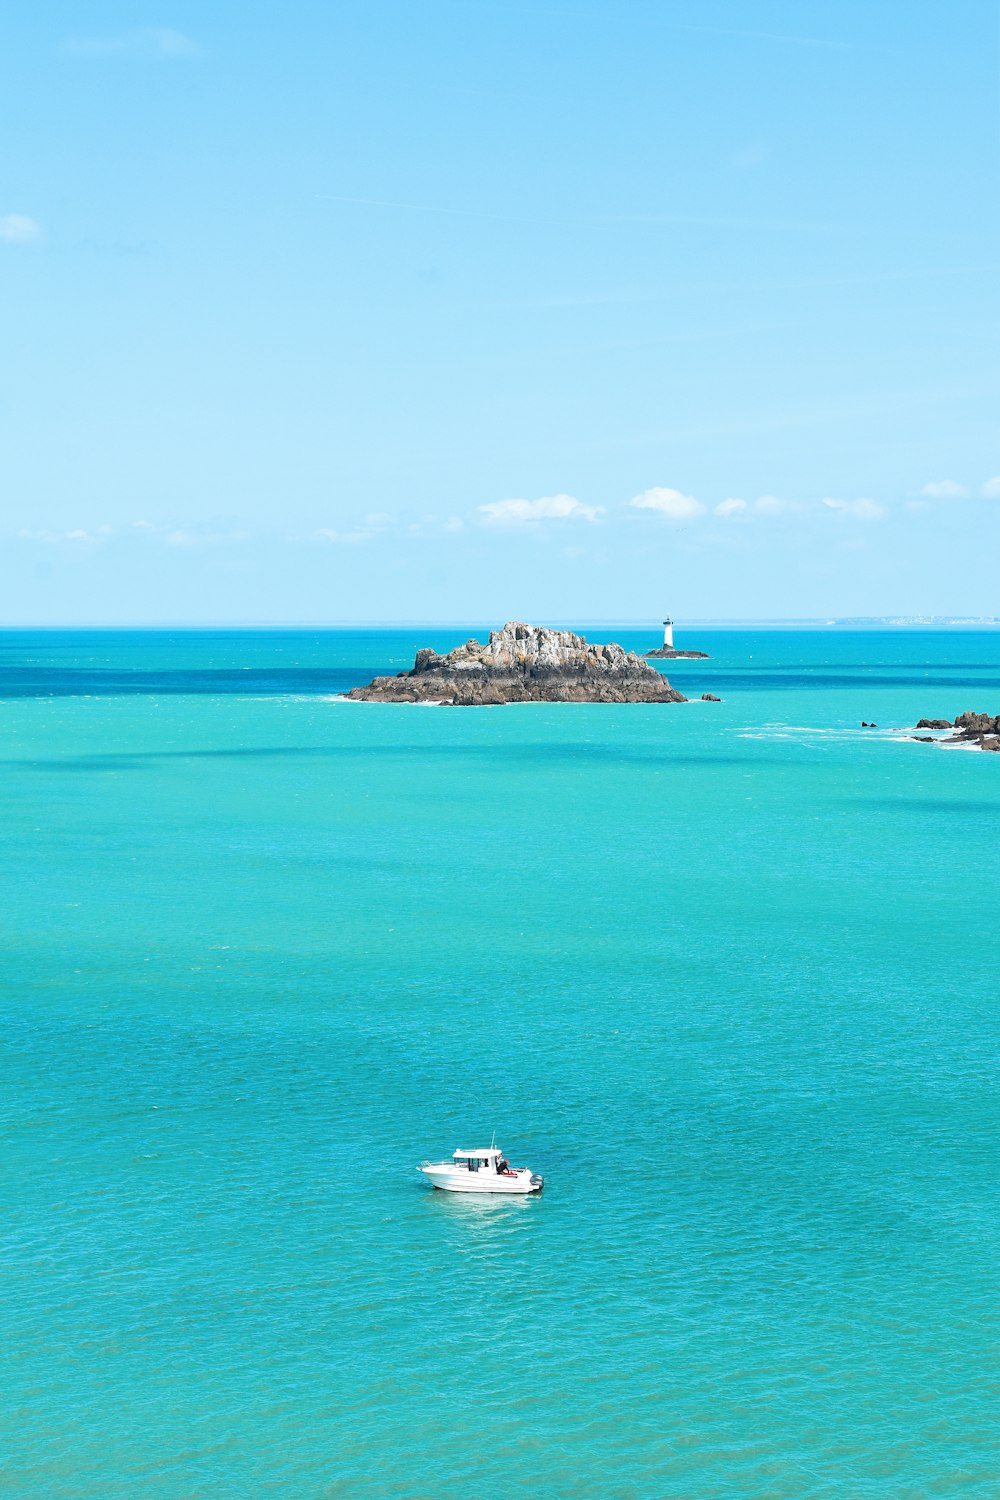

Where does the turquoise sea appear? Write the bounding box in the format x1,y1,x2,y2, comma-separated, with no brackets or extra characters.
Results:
4,627,1000,1499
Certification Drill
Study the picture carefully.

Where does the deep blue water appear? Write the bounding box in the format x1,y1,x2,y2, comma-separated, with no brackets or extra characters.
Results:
2,628,1000,1498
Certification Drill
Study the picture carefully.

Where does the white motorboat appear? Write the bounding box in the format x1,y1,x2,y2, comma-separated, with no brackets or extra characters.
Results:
418,1145,543,1194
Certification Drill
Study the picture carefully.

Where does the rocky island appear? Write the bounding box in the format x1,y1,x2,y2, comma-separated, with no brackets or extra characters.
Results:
913,711,1000,752
645,645,710,660
347,621,688,705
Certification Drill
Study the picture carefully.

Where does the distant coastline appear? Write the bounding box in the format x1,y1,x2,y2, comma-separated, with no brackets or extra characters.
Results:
2,617,999,632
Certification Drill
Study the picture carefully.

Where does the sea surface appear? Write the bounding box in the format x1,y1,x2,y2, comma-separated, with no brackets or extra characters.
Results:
3,627,1000,1499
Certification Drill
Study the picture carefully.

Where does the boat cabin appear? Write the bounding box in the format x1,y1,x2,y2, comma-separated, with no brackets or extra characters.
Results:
453,1148,507,1174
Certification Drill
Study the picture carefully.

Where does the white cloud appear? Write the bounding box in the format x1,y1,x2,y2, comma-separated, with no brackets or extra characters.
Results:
0,214,42,244
442,517,464,533
821,496,886,520
922,480,966,497
981,476,1000,498
67,28,200,59
714,498,747,517
753,494,787,514
478,494,603,527
629,486,704,520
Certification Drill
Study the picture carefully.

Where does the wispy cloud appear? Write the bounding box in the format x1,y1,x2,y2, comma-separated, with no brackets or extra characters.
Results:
315,528,377,545
821,497,886,520
160,523,246,547
447,4,862,54
315,513,392,545
16,519,258,550
18,526,101,543
66,28,200,59
922,479,966,497
629,487,704,520
753,494,789,515
712,494,797,519
731,142,769,170
914,478,1000,502
0,214,42,245
478,494,603,527
671,21,862,52
321,193,853,238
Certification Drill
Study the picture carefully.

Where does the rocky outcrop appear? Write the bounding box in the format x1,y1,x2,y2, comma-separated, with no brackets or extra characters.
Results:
701,693,721,702
950,712,1000,750
646,647,710,659
347,622,688,705
953,711,1000,736
912,711,1000,751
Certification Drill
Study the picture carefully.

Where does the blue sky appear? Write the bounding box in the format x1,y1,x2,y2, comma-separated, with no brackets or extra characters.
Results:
2,1,998,623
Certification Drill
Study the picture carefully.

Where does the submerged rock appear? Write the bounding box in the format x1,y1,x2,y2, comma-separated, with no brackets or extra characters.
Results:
347,621,688,705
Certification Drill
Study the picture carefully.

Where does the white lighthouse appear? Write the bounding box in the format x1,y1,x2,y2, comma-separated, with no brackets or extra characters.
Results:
662,617,674,650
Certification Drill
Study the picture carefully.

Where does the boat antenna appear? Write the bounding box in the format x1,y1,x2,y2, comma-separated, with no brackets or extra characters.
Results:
491,1129,496,1150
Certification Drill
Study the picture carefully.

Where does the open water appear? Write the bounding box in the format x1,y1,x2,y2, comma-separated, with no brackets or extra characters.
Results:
3,627,1000,1499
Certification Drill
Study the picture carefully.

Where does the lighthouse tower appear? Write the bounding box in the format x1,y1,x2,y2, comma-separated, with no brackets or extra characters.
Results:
662,617,674,650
